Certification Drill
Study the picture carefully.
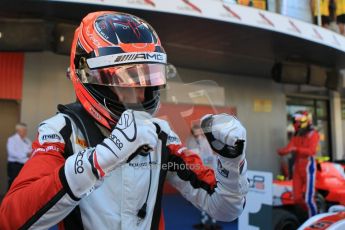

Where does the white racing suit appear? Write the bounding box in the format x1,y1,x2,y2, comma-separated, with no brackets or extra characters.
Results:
0,103,248,230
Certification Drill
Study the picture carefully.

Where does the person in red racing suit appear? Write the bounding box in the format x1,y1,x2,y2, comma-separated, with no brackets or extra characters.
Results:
0,11,248,230
278,111,320,217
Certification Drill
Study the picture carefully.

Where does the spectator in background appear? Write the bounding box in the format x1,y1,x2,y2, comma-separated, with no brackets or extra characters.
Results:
187,124,221,230
335,0,345,35
327,0,340,33
6,122,32,189
277,111,320,218
310,0,331,28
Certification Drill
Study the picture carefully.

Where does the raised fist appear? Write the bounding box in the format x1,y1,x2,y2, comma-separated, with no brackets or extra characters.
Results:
93,110,158,176
201,113,246,158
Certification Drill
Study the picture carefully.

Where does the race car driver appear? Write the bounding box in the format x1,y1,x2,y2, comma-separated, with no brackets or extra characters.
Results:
278,111,320,217
0,11,249,230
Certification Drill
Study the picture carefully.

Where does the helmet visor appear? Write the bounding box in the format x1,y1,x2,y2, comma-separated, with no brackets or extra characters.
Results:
78,63,167,87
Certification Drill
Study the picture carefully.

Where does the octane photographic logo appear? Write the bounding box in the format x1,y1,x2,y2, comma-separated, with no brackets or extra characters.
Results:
248,175,265,192
127,0,156,7
178,0,202,13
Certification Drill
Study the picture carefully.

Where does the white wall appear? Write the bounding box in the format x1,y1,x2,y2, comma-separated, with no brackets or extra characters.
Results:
21,53,287,175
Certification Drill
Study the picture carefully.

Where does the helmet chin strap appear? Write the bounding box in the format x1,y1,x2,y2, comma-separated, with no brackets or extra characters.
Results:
103,97,122,123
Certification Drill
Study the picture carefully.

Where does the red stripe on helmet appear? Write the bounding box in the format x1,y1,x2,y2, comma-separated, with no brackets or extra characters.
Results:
72,78,114,130
70,23,116,130
78,23,93,53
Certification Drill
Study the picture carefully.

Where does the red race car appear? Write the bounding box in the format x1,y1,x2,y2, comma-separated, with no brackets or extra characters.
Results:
272,159,345,229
